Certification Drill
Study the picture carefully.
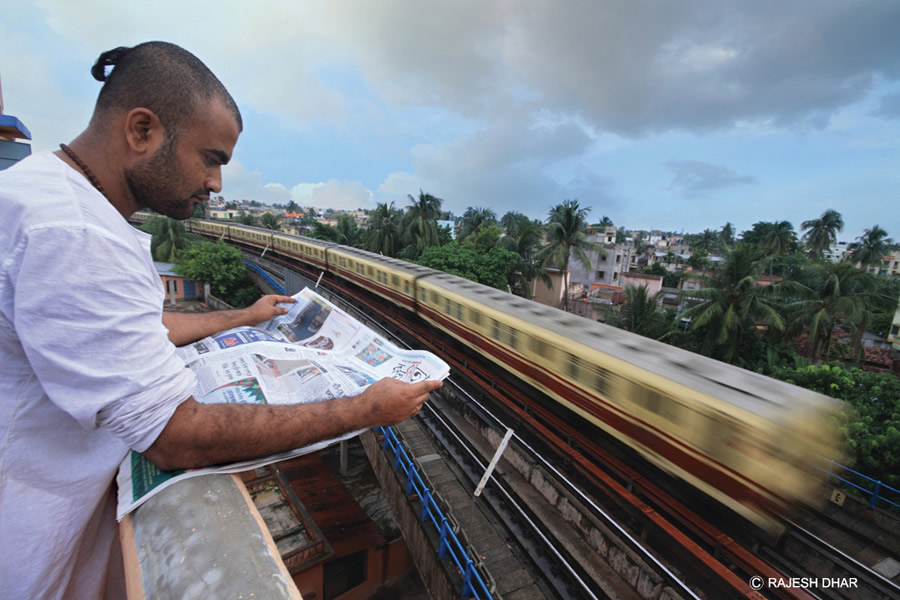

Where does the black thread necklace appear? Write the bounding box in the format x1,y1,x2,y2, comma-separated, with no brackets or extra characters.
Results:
59,143,105,196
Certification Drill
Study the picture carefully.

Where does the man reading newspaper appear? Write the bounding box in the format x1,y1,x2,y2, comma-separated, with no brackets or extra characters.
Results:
0,42,442,600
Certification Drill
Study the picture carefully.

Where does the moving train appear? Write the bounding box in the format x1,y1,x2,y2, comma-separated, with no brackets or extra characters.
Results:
135,213,844,531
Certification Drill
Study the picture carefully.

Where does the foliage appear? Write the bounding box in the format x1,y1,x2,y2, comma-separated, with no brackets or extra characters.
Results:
605,285,670,339
638,262,668,276
720,222,735,248
498,212,547,297
537,199,603,311
416,241,518,290
848,225,894,267
686,248,712,271
236,212,258,227
771,364,900,489
366,201,403,257
334,214,362,247
801,209,844,259
760,220,797,271
679,243,785,362
458,206,498,240
174,241,259,307
310,221,339,242
140,215,195,262
401,190,443,260
259,212,282,231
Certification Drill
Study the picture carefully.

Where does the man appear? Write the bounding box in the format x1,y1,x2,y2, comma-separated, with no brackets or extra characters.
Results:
0,42,441,599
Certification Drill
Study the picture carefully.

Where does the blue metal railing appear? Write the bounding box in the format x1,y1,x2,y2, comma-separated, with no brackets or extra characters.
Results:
376,426,494,600
244,260,286,295
818,459,900,511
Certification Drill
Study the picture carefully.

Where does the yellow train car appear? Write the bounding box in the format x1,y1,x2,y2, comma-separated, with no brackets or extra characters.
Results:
327,246,435,311
189,218,230,240
414,271,842,531
229,224,274,251
272,233,334,271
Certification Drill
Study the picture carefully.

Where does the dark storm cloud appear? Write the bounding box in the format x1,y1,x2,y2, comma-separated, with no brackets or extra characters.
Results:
873,92,900,120
665,160,757,197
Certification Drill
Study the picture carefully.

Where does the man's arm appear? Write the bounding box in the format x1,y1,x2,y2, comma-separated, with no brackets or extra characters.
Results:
143,378,442,471
162,294,295,346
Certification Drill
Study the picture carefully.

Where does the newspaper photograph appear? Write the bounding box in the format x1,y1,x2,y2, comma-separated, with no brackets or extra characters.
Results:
116,288,450,520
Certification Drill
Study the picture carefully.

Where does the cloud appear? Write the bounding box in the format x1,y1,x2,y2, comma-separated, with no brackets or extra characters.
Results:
873,92,900,119
664,159,757,197
290,180,375,211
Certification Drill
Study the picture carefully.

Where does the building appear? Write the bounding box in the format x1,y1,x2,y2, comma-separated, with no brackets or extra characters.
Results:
862,255,900,278
823,241,849,263
890,292,900,351
568,226,633,288
155,262,204,305
0,77,31,171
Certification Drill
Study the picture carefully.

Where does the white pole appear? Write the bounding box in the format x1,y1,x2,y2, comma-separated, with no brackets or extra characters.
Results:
474,428,514,497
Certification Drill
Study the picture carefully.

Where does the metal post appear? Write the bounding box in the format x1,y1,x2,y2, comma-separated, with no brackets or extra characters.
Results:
870,481,882,509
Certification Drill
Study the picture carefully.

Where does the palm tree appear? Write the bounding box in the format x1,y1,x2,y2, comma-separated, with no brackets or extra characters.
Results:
498,215,547,297
458,206,498,240
761,220,796,274
335,214,362,247
679,244,785,362
536,199,604,312
501,211,527,238
848,225,893,268
801,209,844,259
607,285,669,339
720,222,735,248
401,190,443,259
140,216,194,262
259,212,282,231
367,201,403,257
692,228,719,253
783,261,876,362
597,215,614,228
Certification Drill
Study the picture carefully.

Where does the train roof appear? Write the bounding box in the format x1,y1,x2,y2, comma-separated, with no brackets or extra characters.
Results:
329,245,440,278
418,271,841,422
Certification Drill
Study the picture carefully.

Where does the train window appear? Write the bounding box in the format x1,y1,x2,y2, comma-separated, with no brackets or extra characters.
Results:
469,309,482,326
508,327,519,350
392,275,400,286
567,353,580,379
431,291,439,304
455,302,463,320
368,267,374,276
632,385,662,414
530,336,554,359
445,298,452,314
592,365,611,397
405,281,410,295
660,398,683,425
492,319,501,340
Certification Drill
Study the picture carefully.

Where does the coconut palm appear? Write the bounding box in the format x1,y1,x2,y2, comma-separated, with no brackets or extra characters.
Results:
692,228,719,253
607,285,669,339
679,244,785,362
259,212,282,231
848,225,893,268
367,201,403,257
536,199,604,312
720,222,735,248
801,209,844,259
401,190,443,259
335,214,362,247
783,261,877,362
458,206,498,240
140,215,194,262
498,215,547,297
761,220,796,274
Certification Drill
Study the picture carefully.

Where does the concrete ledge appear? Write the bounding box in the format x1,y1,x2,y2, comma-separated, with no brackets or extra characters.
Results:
120,473,301,600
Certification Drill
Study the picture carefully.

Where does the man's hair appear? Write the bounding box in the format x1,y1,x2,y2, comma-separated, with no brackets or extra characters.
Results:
90,41,242,134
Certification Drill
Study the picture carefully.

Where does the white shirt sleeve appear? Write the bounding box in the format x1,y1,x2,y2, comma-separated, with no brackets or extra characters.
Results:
10,222,195,453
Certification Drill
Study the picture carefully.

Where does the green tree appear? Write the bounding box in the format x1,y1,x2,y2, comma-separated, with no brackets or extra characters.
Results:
782,261,877,363
259,212,282,231
692,228,719,253
236,212,258,227
175,241,258,305
401,190,443,259
310,221,339,242
498,213,547,298
771,364,900,490
801,209,844,259
679,244,785,362
606,285,670,339
686,248,712,271
458,206,498,240
335,214,362,247
416,241,518,289
366,201,403,257
720,222,735,248
761,220,797,274
140,215,195,262
848,225,893,268
537,199,604,312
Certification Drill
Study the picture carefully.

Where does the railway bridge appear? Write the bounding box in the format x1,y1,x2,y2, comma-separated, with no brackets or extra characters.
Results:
124,225,900,600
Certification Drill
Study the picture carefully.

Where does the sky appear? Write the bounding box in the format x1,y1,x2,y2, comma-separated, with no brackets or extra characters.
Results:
2,0,899,243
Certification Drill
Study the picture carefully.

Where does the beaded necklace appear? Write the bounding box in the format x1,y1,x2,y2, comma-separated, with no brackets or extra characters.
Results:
59,143,105,196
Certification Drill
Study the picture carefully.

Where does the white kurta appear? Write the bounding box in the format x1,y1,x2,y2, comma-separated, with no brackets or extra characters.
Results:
0,153,196,599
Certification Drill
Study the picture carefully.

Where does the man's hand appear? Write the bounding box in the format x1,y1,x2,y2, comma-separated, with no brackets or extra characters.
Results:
242,294,296,326
357,377,444,426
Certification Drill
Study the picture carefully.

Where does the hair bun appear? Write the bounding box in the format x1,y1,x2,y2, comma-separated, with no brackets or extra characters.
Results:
90,46,131,82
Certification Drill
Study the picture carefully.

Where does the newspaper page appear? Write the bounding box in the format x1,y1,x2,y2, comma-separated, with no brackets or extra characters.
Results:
116,288,450,520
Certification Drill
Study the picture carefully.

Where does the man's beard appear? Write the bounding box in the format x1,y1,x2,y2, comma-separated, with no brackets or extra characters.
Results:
125,136,205,220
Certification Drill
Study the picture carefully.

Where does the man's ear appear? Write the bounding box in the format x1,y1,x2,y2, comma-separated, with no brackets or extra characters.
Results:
123,107,166,156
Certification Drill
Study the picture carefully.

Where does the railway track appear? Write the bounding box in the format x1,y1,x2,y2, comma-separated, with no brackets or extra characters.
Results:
245,247,895,600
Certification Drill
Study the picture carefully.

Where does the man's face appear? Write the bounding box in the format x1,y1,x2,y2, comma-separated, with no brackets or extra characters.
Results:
125,98,240,220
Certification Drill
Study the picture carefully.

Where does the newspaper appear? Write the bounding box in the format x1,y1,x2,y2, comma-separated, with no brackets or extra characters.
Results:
116,288,450,520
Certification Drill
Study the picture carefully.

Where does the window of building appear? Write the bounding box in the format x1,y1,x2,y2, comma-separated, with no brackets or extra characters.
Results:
892,325,900,336
597,271,606,279
615,255,621,263
323,550,367,600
